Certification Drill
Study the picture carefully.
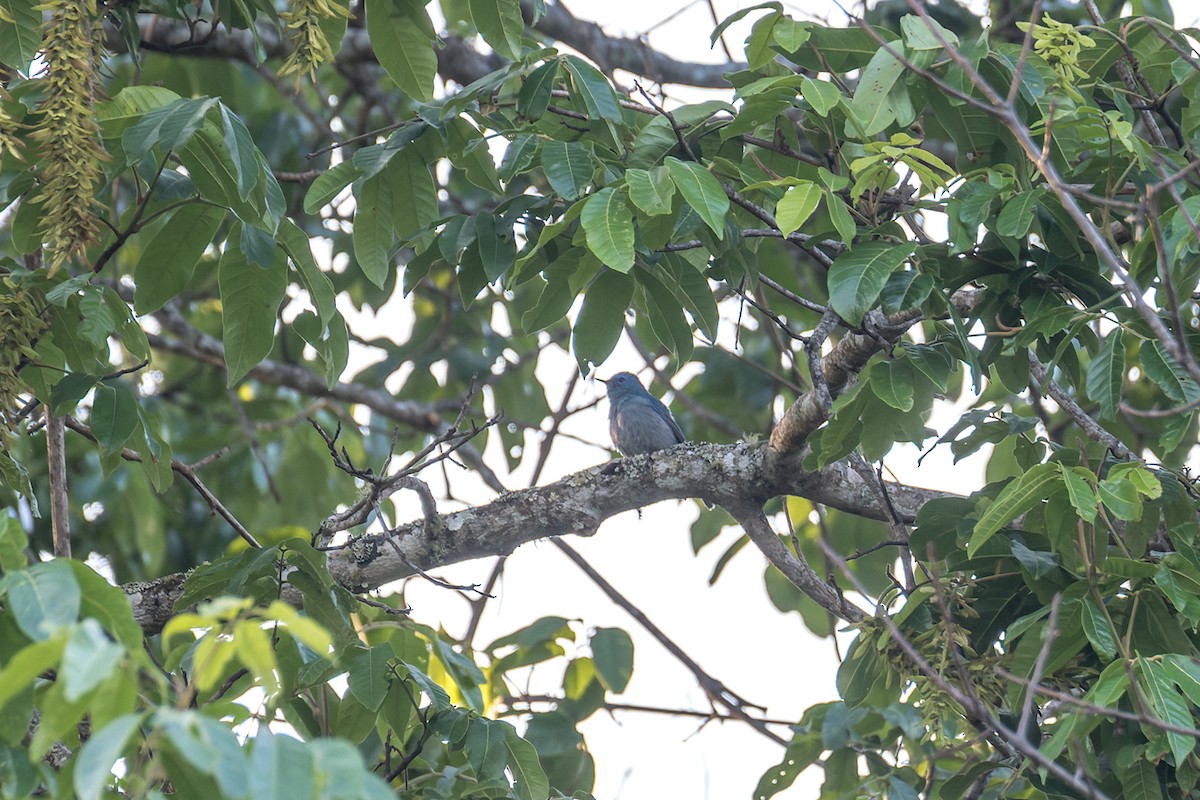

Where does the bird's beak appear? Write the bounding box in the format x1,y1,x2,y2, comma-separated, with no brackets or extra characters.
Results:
597,377,608,384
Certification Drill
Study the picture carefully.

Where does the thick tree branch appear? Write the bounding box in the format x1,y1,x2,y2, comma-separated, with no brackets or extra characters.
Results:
107,7,741,91
126,443,955,632
769,289,982,456
520,1,742,87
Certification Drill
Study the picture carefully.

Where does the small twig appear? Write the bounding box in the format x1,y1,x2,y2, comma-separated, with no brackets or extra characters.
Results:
552,538,786,745
1018,594,1061,743
63,416,261,548
1028,354,1134,460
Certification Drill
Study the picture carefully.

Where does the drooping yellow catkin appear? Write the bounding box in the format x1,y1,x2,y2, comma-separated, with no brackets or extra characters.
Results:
31,0,109,269
277,0,351,82
0,286,47,444
0,101,25,163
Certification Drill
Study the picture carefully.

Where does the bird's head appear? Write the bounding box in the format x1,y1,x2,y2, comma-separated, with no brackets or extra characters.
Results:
600,372,644,399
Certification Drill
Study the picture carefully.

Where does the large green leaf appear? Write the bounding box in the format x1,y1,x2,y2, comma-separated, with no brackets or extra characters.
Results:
351,173,396,287
7,560,80,641
590,627,634,693
218,225,288,385
562,55,623,122
775,181,821,236
0,0,41,70
366,0,437,100
626,167,675,216
468,0,524,60
1084,329,1124,419
665,157,729,239
847,47,905,136
969,464,1061,556
581,187,635,273
540,140,593,201
504,728,551,800
517,59,559,119
827,241,914,324
1138,659,1196,765
134,203,225,314
572,269,633,370
122,97,219,163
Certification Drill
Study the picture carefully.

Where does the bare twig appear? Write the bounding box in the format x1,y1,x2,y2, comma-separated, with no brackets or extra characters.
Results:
63,416,261,548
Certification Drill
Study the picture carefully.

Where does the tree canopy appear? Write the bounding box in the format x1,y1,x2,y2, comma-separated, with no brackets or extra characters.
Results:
2,0,1200,797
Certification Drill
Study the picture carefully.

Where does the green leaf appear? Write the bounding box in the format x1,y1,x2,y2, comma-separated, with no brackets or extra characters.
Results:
1080,598,1117,660
91,383,139,453
386,146,439,240
219,104,260,197
475,212,517,281
900,13,960,49
247,729,314,800
0,0,41,70
8,560,80,641
400,662,452,710
1138,659,1196,765
122,97,219,163
801,76,842,116
1058,465,1098,522
581,187,635,273
134,203,226,315
827,194,857,245
74,714,143,800
1116,759,1160,800
1085,329,1124,419
969,464,1060,556
518,59,559,119
710,2,781,46
347,645,390,711
848,47,905,137
879,271,933,314
665,157,729,239
278,219,337,326
1140,340,1200,403
626,167,676,216
366,0,436,100
62,618,124,701
303,161,363,214
775,181,821,236
351,173,396,287
218,226,288,385
572,269,633,371
541,140,594,201
995,188,1045,238
870,359,914,411
1098,475,1142,521
1162,654,1200,707
562,55,623,122
469,0,524,60
69,560,145,651
827,241,915,325
590,627,634,693
504,728,551,800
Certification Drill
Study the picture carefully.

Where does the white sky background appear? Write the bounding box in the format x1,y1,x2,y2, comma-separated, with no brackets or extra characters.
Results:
363,0,1200,797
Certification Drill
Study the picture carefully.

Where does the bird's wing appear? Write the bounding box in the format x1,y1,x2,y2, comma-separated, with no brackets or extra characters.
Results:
652,398,686,443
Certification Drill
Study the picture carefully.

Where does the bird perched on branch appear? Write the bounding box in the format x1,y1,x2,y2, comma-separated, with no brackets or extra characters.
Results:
603,372,685,456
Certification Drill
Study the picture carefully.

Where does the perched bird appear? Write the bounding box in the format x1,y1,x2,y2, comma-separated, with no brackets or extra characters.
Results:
603,372,685,456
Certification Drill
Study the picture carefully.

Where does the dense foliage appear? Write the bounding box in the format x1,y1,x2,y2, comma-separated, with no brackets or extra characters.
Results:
2,0,1200,797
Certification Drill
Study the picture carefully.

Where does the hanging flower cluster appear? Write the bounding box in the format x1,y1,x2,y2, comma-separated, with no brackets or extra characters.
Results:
31,0,109,268
277,0,352,82
1016,13,1098,85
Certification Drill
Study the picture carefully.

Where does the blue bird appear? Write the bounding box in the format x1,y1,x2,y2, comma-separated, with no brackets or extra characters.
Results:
603,372,686,456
